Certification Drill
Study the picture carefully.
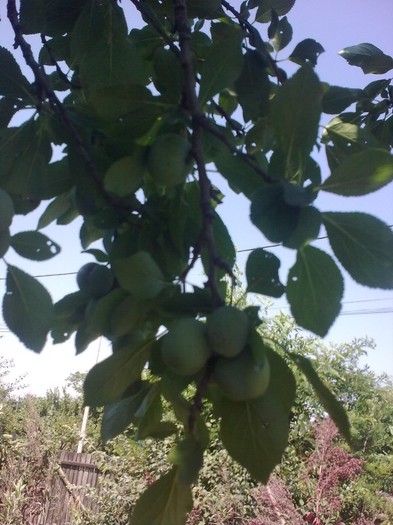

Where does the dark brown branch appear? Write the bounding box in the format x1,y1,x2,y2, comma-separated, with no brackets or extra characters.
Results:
173,0,225,309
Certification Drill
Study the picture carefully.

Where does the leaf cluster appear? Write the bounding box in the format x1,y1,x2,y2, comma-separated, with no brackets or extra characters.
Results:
1,0,393,523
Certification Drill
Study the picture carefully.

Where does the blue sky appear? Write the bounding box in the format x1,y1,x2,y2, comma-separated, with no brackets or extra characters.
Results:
0,0,392,394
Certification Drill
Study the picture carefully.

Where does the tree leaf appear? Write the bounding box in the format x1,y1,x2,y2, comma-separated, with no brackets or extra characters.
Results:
3,265,53,352
250,185,301,243
10,231,61,261
322,85,363,114
271,16,293,51
270,65,322,174
130,467,193,525
199,32,244,105
289,39,325,66
321,149,393,196
246,248,285,297
0,47,32,99
20,0,46,34
289,353,351,444
339,43,393,74
287,246,344,336
101,382,150,443
113,251,167,299
220,348,295,482
234,50,270,122
37,194,73,230
255,0,296,23
201,211,236,279
168,436,205,485
215,151,265,199
84,338,151,406
323,212,393,289
283,206,321,249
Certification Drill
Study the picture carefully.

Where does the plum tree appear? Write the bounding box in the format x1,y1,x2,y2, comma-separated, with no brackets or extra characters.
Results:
1,0,393,523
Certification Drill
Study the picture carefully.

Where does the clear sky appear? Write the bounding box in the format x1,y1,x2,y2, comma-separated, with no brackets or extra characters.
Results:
0,0,392,394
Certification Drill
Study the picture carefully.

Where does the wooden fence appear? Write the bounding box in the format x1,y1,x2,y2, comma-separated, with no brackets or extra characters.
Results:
33,451,100,525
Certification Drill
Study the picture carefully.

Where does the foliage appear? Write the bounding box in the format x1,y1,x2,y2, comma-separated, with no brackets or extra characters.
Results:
1,0,393,522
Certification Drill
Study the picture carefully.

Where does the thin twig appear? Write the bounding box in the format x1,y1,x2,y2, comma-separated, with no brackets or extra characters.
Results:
40,34,81,89
221,0,283,81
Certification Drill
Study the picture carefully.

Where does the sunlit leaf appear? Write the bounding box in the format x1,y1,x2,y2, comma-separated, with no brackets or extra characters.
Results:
321,149,393,196
131,467,193,525
113,251,167,299
339,43,393,74
84,337,152,406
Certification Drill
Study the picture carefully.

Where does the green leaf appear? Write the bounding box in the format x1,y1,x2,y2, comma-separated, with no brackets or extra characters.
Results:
246,248,285,297
339,43,393,74
130,467,193,525
10,231,61,261
255,0,296,23
215,151,265,199
271,16,293,51
84,337,151,406
199,32,244,105
101,382,150,442
322,117,379,149
20,0,46,34
234,50,270,122
104,155,145,197
270,65,322,174
113,251,167,299
323,212,393,289
289,39,325,66
3,265,53,352
322,85,363,114
51,291,87,344
168,436,204,485
321,149,393,196
0,47,32,99
152,48,183,104
0,229,10,258
201,211,236,279
287,246,344,336
220,348,295,482
250,185,301,243
289,353,351,444
37,194,73,230
283,206,321,249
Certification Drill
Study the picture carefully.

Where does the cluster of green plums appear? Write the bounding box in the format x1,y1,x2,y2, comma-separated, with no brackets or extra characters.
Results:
161,306,271,402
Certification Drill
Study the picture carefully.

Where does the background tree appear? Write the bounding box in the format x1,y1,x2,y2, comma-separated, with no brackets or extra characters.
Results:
1,0,393,523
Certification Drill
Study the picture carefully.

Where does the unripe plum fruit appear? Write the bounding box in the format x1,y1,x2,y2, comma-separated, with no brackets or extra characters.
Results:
206,305,249,358
162,318,211,376
213,347,270,401
147,133,192,187
77,263,114,299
